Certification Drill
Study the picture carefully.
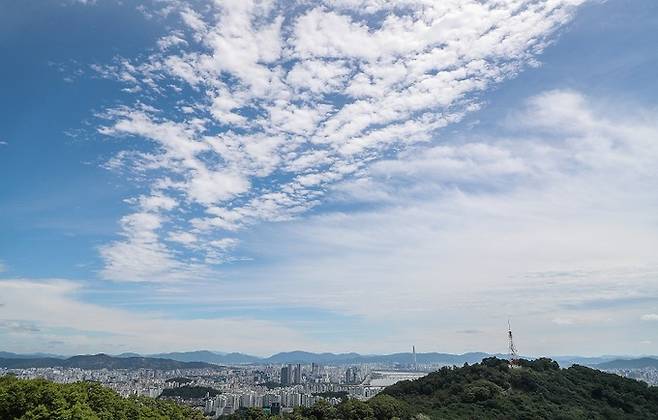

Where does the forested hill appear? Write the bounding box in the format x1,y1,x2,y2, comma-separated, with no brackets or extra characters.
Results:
0,376,204,420
377,357,658,419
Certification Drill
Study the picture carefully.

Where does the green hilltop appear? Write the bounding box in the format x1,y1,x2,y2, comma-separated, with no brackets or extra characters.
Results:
374,357,658,419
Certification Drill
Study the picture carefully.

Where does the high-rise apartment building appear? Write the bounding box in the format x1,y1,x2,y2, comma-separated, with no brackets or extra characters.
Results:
294,363,302,384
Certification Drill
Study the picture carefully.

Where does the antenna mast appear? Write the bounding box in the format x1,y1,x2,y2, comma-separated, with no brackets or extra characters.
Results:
507,320,519,368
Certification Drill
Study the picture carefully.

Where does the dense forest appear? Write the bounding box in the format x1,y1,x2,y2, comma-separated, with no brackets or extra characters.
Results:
0,375,204,420
3,358,658,419
377,357,658,419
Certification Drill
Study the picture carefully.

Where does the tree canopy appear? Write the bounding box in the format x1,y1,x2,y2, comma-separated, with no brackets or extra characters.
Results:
0,376,204,420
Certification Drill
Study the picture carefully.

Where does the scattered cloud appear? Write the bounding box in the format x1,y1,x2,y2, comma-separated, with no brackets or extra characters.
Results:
8,81,647,353
92,0,587,282
641,314,658,321
179,90,657,354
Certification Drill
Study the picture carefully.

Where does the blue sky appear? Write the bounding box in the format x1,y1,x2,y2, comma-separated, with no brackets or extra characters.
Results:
1,0,658,356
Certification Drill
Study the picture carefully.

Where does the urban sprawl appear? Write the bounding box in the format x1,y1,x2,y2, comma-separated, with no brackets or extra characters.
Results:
1,362,426,417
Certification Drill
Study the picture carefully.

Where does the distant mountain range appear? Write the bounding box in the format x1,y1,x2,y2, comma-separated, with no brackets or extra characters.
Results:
136,350,499,365
146,350,261,365
595,357,658,370
0,350,498,366
0,351,66,359
551,355,620,366
139,351,634,367
0,354,215,370
2,350,656,369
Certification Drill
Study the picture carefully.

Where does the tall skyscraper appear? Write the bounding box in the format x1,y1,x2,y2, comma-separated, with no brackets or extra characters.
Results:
287,364,294,384
280,365,294,386
413,345,417,371
345,366,359,384
294,363,302,384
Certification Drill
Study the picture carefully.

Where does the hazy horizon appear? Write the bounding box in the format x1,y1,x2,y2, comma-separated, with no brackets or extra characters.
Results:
1,0,657,357
2,348,652,362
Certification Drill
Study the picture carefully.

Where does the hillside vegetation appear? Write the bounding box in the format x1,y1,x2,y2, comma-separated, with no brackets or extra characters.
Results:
0,375,204,420
377,357,658,419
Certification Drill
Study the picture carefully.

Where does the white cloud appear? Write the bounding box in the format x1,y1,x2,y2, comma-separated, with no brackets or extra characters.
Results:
157,33,188,50
641,314,658,321
186,169,250,205
133,193,178,212
185,90,658,354
167,231,197,246
94,0,587,281
286,60,350,95
99,212,209,282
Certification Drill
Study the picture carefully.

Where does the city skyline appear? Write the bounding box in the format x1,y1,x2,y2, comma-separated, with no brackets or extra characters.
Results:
1,0,658,357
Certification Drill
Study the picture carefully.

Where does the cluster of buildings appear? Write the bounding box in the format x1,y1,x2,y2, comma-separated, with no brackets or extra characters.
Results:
1,361,427,417
279,362,362,386
202,389,342,417
280,363,302,386
601,367,658,385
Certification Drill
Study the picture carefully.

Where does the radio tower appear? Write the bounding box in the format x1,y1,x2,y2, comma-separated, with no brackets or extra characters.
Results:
507,320,519,368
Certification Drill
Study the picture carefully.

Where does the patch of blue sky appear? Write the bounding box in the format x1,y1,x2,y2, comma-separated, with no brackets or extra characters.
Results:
0,1,165,278
464,0,658,131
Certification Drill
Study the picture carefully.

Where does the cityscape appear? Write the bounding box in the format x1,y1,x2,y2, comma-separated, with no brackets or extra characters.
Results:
0,351,431,417
3,346,658,417
2,0,658,418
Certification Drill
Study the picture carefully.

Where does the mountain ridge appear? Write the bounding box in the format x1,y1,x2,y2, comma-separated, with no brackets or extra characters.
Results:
0,353,216,370
595,357,658,370
2,350,655,367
